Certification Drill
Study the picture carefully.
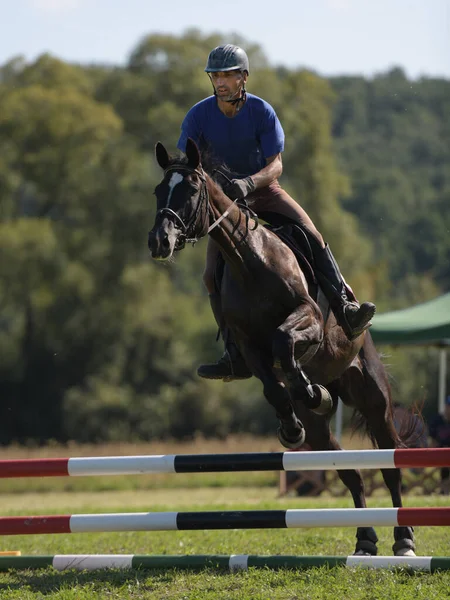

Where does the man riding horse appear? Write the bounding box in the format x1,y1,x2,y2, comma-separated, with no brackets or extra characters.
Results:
177,44,376,381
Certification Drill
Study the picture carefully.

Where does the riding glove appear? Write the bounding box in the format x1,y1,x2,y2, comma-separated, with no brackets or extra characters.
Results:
225,176,256,200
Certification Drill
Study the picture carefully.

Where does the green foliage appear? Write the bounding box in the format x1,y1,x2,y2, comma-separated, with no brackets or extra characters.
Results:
330,68,450,291
0,34,447,444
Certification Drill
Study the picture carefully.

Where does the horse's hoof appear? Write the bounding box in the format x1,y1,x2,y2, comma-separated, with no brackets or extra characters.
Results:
309,385,333,416
354,528,378,556
395,548,416,557
277,426,306,450
392,536,416,557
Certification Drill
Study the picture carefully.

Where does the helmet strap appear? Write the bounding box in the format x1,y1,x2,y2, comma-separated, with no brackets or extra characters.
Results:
208,73,247,107
225,87,246,105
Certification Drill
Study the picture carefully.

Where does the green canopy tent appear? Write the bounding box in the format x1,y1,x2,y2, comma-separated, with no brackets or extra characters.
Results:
370,293,450,414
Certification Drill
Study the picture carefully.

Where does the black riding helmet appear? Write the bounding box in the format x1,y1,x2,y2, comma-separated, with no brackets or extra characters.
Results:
205,45,250,75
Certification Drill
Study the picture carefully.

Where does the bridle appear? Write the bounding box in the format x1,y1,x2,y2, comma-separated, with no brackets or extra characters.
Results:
155,164,255,249
154,165,210,248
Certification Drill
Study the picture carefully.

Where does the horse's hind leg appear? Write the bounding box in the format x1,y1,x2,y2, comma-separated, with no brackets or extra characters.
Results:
330,439,379,555
339,336,416,556
301,396,379,556
370,412,416,556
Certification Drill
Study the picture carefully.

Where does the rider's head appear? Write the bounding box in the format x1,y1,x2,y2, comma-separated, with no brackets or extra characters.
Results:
205,45,249,104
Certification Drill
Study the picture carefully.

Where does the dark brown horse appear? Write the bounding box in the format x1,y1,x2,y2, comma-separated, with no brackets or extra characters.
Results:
148,138,417,557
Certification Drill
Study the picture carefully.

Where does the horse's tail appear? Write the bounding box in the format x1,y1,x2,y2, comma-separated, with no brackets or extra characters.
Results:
351,400,426,449
347,334,427,450
393,401,427,449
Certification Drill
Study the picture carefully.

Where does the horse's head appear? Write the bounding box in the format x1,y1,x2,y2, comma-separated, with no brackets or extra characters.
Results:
148,139,209,260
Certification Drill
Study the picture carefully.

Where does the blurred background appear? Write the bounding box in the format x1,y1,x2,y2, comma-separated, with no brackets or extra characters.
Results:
0,0,449,446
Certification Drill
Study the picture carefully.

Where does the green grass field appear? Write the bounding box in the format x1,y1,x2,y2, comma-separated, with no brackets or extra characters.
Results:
0,438,448,599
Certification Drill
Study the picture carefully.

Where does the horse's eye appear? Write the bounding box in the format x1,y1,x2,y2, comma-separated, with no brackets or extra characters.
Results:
186,173,199,185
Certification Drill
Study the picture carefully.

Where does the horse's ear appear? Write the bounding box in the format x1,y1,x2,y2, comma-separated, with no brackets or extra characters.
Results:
185,138,200,169
155,142,170,170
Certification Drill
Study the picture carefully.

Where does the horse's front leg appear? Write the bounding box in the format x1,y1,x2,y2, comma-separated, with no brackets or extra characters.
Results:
272,304,332,415
240,344,305,449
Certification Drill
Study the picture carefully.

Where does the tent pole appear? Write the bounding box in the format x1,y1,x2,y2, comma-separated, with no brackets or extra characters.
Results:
438,347,447,415
335,397,343,443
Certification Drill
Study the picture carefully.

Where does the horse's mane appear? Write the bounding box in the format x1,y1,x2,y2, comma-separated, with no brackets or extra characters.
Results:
201,151,238,182
167,150,238,188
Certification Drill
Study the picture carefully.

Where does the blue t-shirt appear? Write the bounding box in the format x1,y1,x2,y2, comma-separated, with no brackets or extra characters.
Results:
177,93,285,177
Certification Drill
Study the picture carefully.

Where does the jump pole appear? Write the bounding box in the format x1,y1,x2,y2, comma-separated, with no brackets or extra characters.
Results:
0,507,448,535
0,448,448,478
0,554,449,572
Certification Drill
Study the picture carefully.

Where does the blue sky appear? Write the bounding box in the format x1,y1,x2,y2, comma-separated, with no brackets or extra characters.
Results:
2,0,449,78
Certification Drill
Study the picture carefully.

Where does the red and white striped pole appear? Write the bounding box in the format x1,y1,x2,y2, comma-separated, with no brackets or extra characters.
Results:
0,448,448,478
0,507,448,535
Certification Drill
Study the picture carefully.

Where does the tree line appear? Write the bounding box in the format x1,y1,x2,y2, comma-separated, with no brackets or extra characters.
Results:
0,30,448,444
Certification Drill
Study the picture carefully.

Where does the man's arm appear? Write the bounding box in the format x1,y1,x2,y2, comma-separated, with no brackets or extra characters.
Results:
177,110,200,153
251,154,283,190
224,155,283,200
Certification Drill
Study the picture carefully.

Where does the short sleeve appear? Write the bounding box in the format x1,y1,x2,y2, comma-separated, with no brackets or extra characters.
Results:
259,105,285,158
177,108,201,153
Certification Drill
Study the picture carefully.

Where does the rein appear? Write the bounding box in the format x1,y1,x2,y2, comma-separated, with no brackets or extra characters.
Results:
157,164,251,246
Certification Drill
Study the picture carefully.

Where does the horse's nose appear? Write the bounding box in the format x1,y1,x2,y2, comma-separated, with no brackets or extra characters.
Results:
148,230,157,251
148,229,171,258
161,234,170,249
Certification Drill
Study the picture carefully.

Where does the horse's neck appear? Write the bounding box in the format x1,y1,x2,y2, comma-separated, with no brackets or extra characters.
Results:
206,177,254,268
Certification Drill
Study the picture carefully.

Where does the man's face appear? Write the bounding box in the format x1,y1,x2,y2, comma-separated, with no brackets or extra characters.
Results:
210,70,247,102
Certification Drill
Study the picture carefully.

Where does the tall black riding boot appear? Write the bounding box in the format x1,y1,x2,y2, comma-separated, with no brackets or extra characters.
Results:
197,293,252,381
313,244,376,341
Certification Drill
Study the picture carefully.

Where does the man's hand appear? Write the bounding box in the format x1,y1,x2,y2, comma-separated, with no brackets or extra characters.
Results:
225,176,256,200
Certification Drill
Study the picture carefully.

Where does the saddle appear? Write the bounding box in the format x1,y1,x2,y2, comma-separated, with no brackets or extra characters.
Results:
264,222,317,289
261,215,357,306
214,208,356,324
265,222,333,322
